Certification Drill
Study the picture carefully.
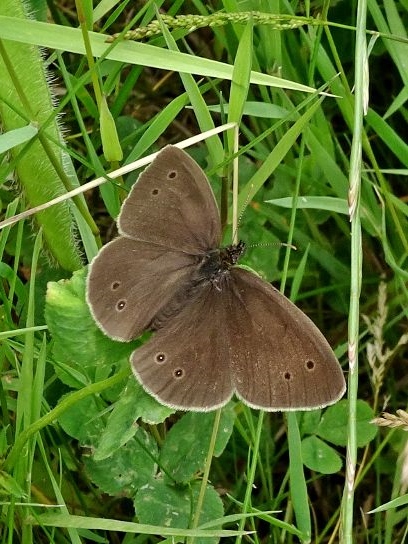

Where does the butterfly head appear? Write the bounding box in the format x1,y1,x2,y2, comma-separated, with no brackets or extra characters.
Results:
224,240,246,266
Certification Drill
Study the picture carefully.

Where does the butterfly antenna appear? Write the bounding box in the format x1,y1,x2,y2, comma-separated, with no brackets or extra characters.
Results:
245,241,297,251
231,182,254,244
233,179,297,254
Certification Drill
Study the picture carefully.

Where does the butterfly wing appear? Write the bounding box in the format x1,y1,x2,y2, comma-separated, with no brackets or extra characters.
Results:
88,146,344,411
227,268,346,410
87,146,222,342
86,237,199,341
118,146,221,253
131,281,234,411
131,266,345,411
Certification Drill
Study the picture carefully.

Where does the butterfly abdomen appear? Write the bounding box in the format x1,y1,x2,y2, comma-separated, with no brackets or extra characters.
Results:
150,246,242,332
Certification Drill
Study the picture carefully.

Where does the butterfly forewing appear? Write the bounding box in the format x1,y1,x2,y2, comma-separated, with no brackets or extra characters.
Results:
228,268,346,410
118,146,221,253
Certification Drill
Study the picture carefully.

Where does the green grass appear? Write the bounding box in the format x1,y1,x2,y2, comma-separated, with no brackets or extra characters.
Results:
1,0,408,542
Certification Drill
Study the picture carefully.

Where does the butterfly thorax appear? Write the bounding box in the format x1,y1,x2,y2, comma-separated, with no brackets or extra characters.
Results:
198,240,246,286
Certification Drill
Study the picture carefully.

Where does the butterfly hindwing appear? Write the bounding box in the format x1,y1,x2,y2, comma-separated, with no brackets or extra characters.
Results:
87,237,199,341
131,281,234,411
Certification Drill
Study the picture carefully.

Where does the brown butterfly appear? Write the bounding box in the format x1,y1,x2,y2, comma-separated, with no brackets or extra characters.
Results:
86,146,345,411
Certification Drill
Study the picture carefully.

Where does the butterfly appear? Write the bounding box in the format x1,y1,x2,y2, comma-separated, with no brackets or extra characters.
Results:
86,146,345,411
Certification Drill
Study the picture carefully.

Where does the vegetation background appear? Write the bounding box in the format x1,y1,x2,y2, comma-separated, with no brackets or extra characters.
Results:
0,0,407,542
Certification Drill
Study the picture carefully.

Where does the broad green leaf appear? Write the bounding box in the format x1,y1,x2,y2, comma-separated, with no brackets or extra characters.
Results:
58,395,105,446
299,410,322,435
94,379,173,461
135,478,224,544
85,427,157,496
160,407,236,484
317,400,378,448
301,435,343,474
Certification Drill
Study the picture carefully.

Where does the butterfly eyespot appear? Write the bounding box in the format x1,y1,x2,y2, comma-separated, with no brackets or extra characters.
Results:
167,169,178,180
305,359,315,371
111,281,121,290
174,368,184,379
116,299,127,311
151,188,160,196
154,352,167,364
283,371,292,381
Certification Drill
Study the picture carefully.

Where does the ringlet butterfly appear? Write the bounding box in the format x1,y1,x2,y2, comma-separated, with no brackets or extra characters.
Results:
86,146,345,411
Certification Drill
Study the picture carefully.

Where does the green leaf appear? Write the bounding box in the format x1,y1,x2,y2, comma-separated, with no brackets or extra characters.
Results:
100,95,123,162
366,109,408,167
287,412,310,541
160,407,236,484
0,470,28,499
85,427,157,497
0,17,318,94
227,19,252,149
207,101,289,119
238,97,323,216
135,478,224,544
301,436,343,474
317,400,378,448
35,512,244,537
0,124,38,153
0,2,82,271
267,196,348,215
94,378,173,461
368,494,408,513
57,395,105,446
299,410,322,435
